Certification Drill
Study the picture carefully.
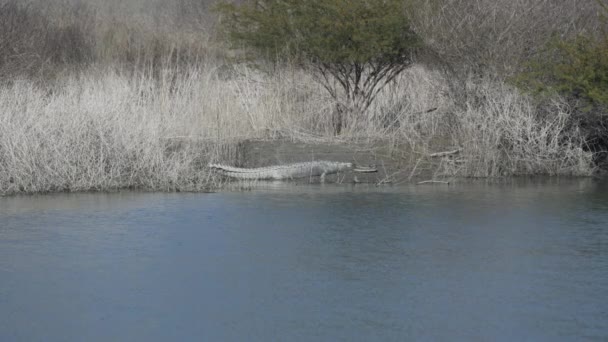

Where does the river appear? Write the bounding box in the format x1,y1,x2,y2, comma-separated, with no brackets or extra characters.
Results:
1,179,608,341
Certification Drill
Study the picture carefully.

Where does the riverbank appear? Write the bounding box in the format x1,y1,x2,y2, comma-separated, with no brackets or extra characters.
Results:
1,0,605,196
210,139,453,185
0,65,597,196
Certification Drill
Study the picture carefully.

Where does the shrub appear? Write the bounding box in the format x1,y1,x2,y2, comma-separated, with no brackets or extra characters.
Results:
515,0,608,165
215,0,422,134
516,36,608,112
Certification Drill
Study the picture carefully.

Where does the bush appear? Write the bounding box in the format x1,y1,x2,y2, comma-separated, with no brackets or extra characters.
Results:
516,36,608,111
515,1,608,165
215,0,422,134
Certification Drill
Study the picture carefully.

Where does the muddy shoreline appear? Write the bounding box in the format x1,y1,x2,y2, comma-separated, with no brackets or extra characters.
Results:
218,139,458,185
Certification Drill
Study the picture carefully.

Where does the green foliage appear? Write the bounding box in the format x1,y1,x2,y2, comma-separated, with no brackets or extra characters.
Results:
514,0,608,164
515,35,608,112
216,0,419,64
215,0,422,133
515,0,608,114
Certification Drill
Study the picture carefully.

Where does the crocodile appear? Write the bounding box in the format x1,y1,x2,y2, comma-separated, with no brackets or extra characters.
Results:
208,161,376,180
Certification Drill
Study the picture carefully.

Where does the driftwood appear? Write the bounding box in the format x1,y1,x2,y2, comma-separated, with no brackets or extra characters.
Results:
417,180,450,185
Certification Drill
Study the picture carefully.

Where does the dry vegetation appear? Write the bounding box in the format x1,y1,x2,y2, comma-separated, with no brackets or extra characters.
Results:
408,0,601,77
0,0,603,195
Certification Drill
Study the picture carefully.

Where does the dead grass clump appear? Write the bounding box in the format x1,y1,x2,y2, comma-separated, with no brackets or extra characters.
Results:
445,80,594,177
0,72,210,195
337,67,594,177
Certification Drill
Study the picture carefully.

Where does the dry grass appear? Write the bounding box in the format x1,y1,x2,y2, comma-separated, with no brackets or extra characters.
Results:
0,68,211,194
446,81,594,177
0,1,92,79
0,63,595,195
0,0,220,80
0,0,598,195
0,62,336,195
409,0,602,77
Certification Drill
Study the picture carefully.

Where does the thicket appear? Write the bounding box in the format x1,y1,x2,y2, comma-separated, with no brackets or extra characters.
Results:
514,0,608,165
407,0,599,74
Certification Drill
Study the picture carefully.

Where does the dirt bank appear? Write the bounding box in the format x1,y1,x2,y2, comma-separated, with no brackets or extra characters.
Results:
217,139,460,184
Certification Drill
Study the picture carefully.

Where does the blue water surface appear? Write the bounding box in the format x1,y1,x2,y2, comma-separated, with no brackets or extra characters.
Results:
1,180,608,341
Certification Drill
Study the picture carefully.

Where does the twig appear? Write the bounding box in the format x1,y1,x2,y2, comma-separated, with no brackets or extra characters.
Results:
376,160,394,185
408,155,424,181
429,149,462,158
